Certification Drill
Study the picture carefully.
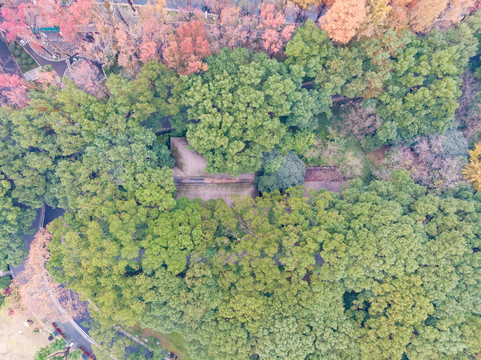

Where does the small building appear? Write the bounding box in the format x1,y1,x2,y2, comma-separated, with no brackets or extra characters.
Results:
170,137,258,206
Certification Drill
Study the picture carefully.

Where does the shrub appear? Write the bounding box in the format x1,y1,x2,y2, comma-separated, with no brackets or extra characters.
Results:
22,64,29,71
338,150,367,179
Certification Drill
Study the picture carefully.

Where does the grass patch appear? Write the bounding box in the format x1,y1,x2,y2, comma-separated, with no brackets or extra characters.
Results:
8,41,39,73
141,328,190,359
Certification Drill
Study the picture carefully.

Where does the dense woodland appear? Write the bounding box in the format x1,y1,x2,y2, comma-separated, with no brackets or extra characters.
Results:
3,0,481,359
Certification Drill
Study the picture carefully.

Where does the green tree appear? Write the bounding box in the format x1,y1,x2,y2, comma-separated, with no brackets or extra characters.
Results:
0,173,35,271
184,48,329,176
255,150,306,193
285,20,364,96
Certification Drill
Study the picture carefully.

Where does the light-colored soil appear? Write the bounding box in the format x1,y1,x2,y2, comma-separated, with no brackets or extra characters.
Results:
0,306,51,360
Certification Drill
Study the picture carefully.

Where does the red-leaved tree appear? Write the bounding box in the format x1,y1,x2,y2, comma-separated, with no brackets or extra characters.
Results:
35,69,61,87
66,59,106,97
163,19,211,76
211,6,255,52
12,228,86,322
0,4,30,42
257,4,295,57
1,0,94,43
59,0,95,41
0,73,29,108
139,17,164,63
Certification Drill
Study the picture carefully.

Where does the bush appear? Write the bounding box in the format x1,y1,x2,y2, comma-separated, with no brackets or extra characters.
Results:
338,150,367,179
22,64,29,71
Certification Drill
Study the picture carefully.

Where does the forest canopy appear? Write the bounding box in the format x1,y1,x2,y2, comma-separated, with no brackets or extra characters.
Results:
2,2,481,360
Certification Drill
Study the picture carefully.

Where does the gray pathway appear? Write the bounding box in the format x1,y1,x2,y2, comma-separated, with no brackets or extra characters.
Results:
22,43,70,78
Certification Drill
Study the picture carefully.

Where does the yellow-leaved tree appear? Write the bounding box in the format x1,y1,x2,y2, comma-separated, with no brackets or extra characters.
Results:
463,142,481,191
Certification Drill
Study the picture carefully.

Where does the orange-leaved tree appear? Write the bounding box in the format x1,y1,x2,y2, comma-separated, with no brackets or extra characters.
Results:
319,0,367,44
408,0,449,32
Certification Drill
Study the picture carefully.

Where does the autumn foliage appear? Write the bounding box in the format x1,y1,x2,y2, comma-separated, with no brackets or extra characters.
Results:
0,73,29,108
12,228,86,322
320,0,367,44
211,7,255,51
66,59,105,97
163,19,211,76
257,4,295,56
464,142,481,191
0,4,30,42
139,18,164,63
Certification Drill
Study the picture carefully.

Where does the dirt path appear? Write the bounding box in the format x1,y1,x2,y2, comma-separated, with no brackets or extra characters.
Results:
0,307,51,360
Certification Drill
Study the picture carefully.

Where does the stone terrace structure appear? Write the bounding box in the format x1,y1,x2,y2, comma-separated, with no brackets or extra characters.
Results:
303,167,347,194
171,137,258,206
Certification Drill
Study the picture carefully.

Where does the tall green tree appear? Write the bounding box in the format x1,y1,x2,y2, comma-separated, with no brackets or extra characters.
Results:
184,48,330,176
0,173,35,270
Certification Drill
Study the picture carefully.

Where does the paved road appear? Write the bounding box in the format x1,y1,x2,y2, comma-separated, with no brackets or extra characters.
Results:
22,43,71,78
